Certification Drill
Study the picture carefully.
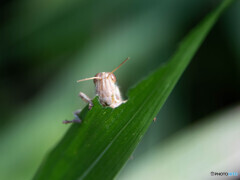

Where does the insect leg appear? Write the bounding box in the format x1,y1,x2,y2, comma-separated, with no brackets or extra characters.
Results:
79,92,93,109
123,100,128,103
63,109,82,124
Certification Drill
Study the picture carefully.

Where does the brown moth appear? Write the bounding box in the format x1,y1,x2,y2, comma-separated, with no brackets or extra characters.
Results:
63,57,129,124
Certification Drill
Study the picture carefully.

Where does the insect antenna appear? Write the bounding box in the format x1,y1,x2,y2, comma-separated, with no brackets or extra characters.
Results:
77,77,102,83
111,57,130,74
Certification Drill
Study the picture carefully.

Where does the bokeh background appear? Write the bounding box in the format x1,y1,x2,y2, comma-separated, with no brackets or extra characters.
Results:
0,0,240,179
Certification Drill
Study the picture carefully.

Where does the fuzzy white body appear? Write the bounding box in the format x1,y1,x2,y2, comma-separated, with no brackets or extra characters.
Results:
94,72,125,108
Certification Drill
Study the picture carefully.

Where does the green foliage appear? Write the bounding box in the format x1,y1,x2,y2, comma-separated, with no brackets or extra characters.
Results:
33,1,233,179
119,106,240,180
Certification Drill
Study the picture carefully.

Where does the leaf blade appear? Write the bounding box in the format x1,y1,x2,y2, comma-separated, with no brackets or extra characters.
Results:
34,1,234,179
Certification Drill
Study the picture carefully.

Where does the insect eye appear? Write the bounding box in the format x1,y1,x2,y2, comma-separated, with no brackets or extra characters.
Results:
94,73,101,84
111,73,116,82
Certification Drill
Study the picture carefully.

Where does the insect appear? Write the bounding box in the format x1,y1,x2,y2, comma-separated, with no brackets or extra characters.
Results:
63,57,129,124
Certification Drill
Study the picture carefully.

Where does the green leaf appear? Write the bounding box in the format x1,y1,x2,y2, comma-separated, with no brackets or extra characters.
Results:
118,105,240,180
33,1,234,179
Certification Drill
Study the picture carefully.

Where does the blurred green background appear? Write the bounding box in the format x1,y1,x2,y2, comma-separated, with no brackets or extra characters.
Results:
0,0,239,179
